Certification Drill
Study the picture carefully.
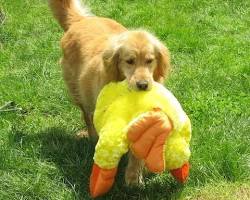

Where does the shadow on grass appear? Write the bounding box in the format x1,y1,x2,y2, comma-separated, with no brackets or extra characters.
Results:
13,127,184,200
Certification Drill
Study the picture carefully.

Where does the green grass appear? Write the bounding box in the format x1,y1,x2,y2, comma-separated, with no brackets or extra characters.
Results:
1,0,250,199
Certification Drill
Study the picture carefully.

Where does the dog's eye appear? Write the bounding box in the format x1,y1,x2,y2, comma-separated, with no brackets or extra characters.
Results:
126,59,135,65
146,59,153,64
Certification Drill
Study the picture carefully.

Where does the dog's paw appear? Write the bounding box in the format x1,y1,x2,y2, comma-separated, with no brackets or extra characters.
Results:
75,130,89,140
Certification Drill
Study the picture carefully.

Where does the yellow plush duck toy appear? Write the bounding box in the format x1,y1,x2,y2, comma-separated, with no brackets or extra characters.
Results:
90,81,191,198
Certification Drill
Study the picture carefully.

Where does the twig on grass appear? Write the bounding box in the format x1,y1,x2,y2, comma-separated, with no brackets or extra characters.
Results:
0,101,23,113
0,108,23,113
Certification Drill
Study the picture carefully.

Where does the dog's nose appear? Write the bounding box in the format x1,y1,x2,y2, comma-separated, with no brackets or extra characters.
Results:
136,80,148,90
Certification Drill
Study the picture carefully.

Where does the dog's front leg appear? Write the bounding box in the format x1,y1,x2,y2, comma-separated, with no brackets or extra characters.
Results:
76,108,98,143
82,111,98,143
125,151,144,186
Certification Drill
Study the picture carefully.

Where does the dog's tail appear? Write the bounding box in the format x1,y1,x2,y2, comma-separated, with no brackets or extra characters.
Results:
49,0,92,31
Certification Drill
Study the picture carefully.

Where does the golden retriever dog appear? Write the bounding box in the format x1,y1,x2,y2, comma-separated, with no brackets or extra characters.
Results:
49,0,171,186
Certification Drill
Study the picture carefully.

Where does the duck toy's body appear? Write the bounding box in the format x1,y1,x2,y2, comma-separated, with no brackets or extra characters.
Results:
89,81,192,198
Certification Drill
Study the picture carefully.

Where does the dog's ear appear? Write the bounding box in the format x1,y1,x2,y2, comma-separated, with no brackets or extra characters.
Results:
103,45,122,81
153,43,171,83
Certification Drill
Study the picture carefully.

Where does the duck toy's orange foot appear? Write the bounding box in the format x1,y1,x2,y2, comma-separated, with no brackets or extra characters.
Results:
89,164,117,198
127,110,172,173
170,162,190,183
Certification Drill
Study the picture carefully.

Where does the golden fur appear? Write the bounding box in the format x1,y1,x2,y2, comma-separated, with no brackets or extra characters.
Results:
49,0,171,186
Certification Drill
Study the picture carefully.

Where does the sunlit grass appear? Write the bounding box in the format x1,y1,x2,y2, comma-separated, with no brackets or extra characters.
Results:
0,0,249,199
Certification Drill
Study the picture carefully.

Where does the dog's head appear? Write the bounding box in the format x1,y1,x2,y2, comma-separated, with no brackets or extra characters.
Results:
103,31,171,91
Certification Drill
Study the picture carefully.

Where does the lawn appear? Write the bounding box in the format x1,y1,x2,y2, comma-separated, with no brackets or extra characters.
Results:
0,0,250,199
